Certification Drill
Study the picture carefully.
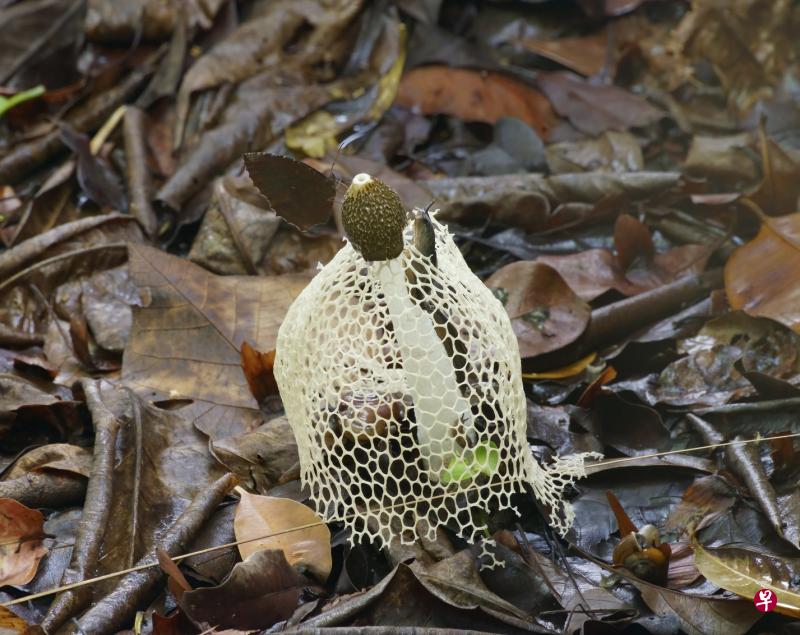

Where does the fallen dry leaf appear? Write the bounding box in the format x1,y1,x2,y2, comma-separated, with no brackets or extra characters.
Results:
537,71,663,136
396,65,555,139
538,244,711,301
122,243,312,438
692,539,800,619
0,498,48,586
234,489,331,582
725,212,800,332
484,261,590,358
181,549,320,630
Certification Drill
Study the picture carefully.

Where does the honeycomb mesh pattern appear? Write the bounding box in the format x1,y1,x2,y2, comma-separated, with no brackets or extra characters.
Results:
274,215,598,545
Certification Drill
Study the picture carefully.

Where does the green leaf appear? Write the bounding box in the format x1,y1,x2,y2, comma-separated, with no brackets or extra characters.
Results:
0,85,45,119
442,441,500,484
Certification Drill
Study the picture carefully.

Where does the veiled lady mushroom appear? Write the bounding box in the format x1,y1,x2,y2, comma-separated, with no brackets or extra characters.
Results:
273,173,600,545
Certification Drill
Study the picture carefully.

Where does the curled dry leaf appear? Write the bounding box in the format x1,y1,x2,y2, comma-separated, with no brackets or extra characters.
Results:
0,498,48,586
484,261,591,358
5,443,92,480
234,489,332,582
725,212,800,333
396,65,555,139
692,539,800,619
240,342,279,405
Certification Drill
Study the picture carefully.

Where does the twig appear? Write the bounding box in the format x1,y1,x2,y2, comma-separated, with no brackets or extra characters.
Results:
41,381,121,632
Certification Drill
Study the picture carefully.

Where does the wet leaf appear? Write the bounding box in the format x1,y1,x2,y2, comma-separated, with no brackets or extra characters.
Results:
181,549,320,630
725,212,800,332
0,498,48,586
484,261,591,358
654,312,800,407
123,243,312,438
692,539,800,618
396,65,555,138
234,489,332,582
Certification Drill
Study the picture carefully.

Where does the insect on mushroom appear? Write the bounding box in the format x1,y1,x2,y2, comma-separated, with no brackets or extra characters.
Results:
272,169,601,546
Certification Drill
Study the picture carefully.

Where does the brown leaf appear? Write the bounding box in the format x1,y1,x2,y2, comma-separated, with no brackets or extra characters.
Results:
725,212,800,332
181,549,319,630
123,243,312,439
244,154,336,231
484,261,591,358
0,605,29,632
538,244,711,301
606,490,638,536
396,66,555,139
578,546,760,635
546,131,644,175
0,498,48,586
210,416,300,493
750,124,800,216
517,31,608,77
614,213,654,272
668,1,798,112
5,443,92,479
240,342,279,405
234,489,331,582
537,71,663,136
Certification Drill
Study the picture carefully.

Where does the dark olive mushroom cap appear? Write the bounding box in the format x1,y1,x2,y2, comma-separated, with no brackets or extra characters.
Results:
342,173,406,261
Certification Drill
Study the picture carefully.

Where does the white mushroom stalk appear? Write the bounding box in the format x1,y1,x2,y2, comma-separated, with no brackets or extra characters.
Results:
373,256,473,473
346,173,473,474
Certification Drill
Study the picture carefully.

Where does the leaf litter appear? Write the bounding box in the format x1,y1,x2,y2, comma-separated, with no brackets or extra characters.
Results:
0,0,799,633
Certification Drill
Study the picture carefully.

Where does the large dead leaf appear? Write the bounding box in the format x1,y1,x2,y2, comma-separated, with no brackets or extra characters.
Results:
726,213,800,333
234,489,331,582
122,243,312,439
396,65,555,138
484,261,590,358
181,549,320,630
693,539,800,619
0,498,48,586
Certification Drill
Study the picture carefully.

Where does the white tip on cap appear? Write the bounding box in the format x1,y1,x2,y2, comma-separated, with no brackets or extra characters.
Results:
351,173,372,188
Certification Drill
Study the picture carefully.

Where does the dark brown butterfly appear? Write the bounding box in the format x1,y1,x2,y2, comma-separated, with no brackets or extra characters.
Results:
243,153,336,231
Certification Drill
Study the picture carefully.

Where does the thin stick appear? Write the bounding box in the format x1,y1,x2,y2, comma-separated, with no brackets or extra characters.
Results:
3,431,799,609
583,431,800,472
